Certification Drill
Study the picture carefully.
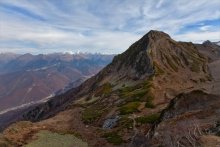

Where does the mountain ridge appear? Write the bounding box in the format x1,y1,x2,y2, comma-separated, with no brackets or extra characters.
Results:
0,30,219,147
0,53,114,112
8,30,211,122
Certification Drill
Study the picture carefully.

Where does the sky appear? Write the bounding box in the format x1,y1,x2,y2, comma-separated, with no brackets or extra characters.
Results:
0,0,220,54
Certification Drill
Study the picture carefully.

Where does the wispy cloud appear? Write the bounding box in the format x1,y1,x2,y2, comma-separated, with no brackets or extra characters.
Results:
0,0,220,54
199,25,212,31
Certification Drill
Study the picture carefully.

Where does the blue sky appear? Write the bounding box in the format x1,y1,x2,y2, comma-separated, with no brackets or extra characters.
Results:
0,0,220,54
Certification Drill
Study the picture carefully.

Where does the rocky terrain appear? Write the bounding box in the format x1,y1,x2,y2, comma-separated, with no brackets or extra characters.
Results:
0,53,114,112
148,90,220,147
0,30,219,147
196,41,220,96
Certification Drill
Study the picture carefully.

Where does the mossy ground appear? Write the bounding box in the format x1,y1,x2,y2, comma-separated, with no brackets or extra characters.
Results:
119,102,141,115
103,132,123,145
119,80,152,98
135,113,160,124
24,130,88,147
117,116,133,129
94,83,112,97
118,79,155,110
82,104,106,124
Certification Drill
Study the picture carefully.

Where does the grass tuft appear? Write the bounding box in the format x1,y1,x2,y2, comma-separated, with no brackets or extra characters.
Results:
94,83,112,97
103,132,123,145
82,104,105,124
135,113,160,124
24,130,88,147
119,102,140,115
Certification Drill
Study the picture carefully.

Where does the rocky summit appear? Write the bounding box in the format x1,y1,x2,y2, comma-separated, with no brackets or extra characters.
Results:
0,30,219,147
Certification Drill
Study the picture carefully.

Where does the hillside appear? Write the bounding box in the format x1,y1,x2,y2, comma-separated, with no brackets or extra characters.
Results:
0,31,219,147
196,41,220,96
196,40,220,62
20,30,211,121
0,53,114,112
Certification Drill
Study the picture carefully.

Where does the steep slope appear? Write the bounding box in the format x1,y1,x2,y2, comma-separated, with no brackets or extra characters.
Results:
148,90,220,147
0,30,212,147
73,30,210,106
14,30,210,123
0,67,83,111
196,40,220,62
196,41,220,95
209,59,220,95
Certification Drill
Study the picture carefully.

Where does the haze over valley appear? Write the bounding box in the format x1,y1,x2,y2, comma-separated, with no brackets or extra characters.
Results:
0,53,114,112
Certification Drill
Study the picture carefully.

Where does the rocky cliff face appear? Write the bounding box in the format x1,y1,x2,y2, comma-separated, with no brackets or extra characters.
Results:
0,30,216,147
148,90,220,147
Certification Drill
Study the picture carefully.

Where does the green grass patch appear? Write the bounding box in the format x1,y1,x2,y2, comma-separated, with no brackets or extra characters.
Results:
103,132,123,145
118,116,133,129
136,113,160,124
82,104,106,124
57,130,82,139
118,79,156,110
94,83,112,97
24,130,88,147
119,80,152,103
120,88,148,102
119,102,140,115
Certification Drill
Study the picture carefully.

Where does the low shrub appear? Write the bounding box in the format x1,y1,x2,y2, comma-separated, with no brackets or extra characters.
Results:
118,116,133,129
82,105,105,124
119,102,140,115
94,83,112,97
136,113,160,124
103,132,123,145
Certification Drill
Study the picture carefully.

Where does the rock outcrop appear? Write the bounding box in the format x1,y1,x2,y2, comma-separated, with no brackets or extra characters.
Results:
149,90,220,147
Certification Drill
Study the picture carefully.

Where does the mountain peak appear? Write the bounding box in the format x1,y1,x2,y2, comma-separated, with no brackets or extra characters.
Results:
203,40,212,45
107,30,209,81
146,30,171,39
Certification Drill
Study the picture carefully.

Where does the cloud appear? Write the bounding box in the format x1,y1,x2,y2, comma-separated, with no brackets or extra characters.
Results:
156,0,164,8
0,0,220,54
199,25,212,31
174,31,220,43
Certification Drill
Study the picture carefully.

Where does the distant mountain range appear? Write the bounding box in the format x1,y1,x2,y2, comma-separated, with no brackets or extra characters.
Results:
0,31,219,147
0,53,114,112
